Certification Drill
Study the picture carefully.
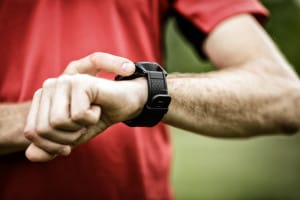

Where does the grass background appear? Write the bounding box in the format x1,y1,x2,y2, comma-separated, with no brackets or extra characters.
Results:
164,0,300,199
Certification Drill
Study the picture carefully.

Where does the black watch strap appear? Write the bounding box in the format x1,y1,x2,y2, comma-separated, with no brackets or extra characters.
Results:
115,62,171,127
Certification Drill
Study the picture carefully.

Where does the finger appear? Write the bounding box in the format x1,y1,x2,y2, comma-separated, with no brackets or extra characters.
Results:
35,79,71,143
63,55,98,76
25,123,84,153
25,143,56,162
50,75,82,131
26,134,72,157
24,89,42,133
40,128,87,145
35,78,56,137
73,120,108,146
63,52,135,76
90,52,135,76
70,76,101,125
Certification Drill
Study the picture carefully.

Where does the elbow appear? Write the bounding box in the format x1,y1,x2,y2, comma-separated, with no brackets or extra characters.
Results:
277,84,300,135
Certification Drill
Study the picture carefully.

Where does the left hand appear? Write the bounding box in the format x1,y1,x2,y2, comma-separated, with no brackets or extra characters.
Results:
24,53,147,162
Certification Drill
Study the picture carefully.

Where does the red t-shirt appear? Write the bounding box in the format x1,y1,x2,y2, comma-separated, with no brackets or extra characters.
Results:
0,0,267,199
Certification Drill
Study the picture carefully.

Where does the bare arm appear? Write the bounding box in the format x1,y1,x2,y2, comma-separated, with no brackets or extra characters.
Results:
0,102,31,155
163,14,300,137
24,15,300,162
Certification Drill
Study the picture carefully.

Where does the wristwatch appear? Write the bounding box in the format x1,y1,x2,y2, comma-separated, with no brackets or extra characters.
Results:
115,62,171,127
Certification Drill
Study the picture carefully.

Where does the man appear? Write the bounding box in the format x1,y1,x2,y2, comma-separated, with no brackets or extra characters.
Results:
0,0,299,199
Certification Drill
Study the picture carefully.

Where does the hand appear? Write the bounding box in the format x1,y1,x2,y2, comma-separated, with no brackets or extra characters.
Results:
24,53,147,162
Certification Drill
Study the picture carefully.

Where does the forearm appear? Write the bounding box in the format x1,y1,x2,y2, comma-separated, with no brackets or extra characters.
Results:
0,102,31,155
163,61,300,137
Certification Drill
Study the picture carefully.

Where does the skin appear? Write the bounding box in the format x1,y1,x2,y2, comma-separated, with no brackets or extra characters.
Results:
165,14,300,136
0,102,31,155
0,14,299,161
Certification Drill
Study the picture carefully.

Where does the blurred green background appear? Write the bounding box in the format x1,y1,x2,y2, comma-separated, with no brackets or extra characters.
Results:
164,0,300,199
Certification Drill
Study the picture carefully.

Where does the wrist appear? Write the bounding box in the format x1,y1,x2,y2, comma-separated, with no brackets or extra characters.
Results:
0,102,31,155
133,77,148,106
123,77,148,120
115,62,171,127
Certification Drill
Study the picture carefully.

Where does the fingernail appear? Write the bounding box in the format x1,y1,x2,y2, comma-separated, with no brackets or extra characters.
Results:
121,62,135,73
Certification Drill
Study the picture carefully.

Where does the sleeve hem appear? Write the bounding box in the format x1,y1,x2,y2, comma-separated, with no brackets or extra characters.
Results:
193,1,269,34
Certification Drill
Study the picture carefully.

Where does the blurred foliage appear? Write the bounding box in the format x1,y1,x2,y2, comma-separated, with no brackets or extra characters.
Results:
171,129,300,200
263,0,300,74
165,1,300,199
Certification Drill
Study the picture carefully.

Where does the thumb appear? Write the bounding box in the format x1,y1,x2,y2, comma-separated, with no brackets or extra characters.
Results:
63,52,135,76
25,143,57,162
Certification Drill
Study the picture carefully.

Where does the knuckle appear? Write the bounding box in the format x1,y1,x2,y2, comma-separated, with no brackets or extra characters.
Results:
71,74,90,87
67,60,82,70
42,78,56,88
33,89,42,98
24,130,36,140
49,117,69,129
67,61,78,68
72,73,81,80
89,52,101,59
49,117,81,131
71,110,99,125
36,124,51,137
71,110,86,123
57,75,71,84
71,110,93,125
64,61,79,75
74,73,88,80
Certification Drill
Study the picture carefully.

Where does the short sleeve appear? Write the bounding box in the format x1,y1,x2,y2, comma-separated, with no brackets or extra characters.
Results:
171,0,269,58
172,0,269,34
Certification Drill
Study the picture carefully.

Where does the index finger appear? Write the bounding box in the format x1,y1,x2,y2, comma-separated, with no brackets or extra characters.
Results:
63,52,135,77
